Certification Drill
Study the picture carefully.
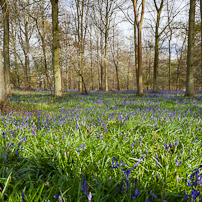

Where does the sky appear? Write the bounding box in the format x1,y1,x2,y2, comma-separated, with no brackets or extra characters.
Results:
60,0,190,59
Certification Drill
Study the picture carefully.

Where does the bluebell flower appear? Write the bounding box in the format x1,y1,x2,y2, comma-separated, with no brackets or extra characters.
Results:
82,179,87,195
87,192,92,201
4,154,8,162
21,192,25,202
150,193,157,198
132,189,139,199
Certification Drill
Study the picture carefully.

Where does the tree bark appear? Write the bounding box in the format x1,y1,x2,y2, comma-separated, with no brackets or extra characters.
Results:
1,0,10,94
0,48,6,102
90,25,94,90
51,0,62,96
185,0,195,96
100,31,104,90
153,0,164,93
40,0,52,93
25,19,30,89
137,26,143,95
168,31,172,90
104,0,109,92
132,0,145,95
134,18,138,90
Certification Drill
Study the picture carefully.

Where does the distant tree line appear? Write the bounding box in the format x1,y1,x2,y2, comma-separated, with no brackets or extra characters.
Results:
0,0,201,101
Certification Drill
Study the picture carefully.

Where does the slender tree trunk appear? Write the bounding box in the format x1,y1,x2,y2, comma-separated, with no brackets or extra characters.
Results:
153,0,164,93
185,0,195,96
147,48,150,90
66,66,69,90
2,0,10,94
134,18,138,90
137,26,143,95
115,64,120,91
25,20,30,89
0,48,6,102
167,1,172,91
97,37,100,90
100,31,104,90
11,20,20,88
169,31,172,90
14,44,19,87
51,0,62,96
176,36,186,91
127,62,130,90
105,2,109,92
40,1,52,93
153,15,160,92
90,26,93,90
149,46,152,90
69,68,72,89
176,64,180,91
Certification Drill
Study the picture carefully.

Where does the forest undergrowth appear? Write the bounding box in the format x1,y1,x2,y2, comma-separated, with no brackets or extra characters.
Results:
0,89,202,202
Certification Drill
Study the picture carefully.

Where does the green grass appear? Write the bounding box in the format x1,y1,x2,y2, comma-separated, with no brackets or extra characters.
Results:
0,89,202,201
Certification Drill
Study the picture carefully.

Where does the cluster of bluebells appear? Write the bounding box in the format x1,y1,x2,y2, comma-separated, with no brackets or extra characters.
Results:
1,90,202,201
111,157,127,170
184,165,202,201
111,157,162,200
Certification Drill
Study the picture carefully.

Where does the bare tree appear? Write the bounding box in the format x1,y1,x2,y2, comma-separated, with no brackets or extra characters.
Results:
29,0,53,93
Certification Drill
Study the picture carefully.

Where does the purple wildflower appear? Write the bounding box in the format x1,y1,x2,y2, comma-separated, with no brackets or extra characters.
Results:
82,179,87,195
132,189,139,199
87,192,92,201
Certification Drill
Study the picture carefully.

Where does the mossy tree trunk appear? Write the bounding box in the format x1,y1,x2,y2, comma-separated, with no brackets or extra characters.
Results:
1,0,10,94
0,48,6,102
51,0,62,96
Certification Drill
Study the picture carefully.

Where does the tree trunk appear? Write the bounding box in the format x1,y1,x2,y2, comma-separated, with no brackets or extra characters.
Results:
66,66,68,90
90,26,93,90
0,48,6,102
51,0,62,96
104,2,109,92
132,0,145,95
127,62,130,90
153,0,164,93
137,27,143,95
69,68,72,89
185,0,195,96
149,45,152,90
40,1,52,93
11,20,20,88
153,14,160,92
134,17,138,90
25,20,30,89
2,0,10,94
169,31,172,91
97,37,100,90
100,31,104,90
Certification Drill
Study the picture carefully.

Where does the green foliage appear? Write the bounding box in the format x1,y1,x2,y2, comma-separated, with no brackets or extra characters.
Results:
0,90,202,201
